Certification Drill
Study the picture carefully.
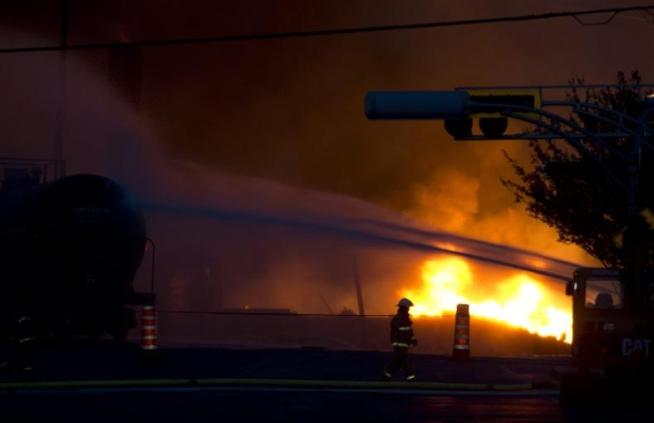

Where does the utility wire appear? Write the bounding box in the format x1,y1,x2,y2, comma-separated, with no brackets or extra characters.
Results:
0,4,652,54
573,11,619,25
615,11,652,23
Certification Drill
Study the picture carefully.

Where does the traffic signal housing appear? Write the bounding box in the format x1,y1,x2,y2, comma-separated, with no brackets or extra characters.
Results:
365,88,541,139
446,88,541,139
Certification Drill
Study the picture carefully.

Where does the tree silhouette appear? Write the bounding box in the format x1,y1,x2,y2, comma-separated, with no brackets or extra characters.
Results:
503,71,654,269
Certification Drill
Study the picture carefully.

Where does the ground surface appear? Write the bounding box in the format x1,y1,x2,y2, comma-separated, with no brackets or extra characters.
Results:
0,344,568,385
0,346,651,422
3,385,653,422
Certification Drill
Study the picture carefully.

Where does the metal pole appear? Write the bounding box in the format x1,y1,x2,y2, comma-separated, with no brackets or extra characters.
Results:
630,104,654,214
625,103,654,304
353,257,366,316
55,0,69,179
146,237,156,295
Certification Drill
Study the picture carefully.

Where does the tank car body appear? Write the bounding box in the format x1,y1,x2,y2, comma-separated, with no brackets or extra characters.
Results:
0,174,146,342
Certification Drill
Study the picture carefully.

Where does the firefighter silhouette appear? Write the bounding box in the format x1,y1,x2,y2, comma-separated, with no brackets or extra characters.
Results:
383,298,417,381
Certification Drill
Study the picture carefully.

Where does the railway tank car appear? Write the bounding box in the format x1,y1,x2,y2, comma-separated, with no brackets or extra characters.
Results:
0,173,148,343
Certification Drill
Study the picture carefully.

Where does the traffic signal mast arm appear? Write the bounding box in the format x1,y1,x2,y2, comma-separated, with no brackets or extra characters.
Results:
366,86,654,189
365,84,654,301
366,85,654,143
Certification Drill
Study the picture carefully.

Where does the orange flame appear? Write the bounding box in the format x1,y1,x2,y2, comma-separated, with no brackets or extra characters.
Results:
402,257,572,343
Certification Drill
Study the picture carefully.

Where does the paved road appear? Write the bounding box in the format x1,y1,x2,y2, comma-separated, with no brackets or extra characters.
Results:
2,346,649,421
1,385,651,422
0,344,569,386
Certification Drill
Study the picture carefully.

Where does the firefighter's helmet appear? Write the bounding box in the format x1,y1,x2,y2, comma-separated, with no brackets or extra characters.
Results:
397,298,414,308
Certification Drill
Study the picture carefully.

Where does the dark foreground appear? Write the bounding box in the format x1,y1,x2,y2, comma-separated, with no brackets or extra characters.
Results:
1,345,652,422
0,343,568,385
1,385,652,422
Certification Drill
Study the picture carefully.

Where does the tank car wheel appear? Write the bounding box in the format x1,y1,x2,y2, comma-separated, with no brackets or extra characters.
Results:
107,308,132,344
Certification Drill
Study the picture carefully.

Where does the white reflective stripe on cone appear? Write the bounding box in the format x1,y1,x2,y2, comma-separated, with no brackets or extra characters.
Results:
391,342,409,347
454,345,469,350
398,326,412,331
142,345,157,350
143,335,157,340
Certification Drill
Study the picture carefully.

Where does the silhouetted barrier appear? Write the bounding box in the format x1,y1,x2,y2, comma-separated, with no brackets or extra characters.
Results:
452,304,470,360
141,305,158,351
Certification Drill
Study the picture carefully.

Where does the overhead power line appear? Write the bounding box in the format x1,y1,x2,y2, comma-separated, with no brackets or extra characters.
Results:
0,4,652,54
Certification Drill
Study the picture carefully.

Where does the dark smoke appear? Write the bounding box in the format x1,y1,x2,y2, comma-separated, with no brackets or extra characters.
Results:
5,2,646,353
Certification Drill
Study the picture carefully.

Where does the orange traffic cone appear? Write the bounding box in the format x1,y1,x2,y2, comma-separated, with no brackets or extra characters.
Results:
452,304,470,360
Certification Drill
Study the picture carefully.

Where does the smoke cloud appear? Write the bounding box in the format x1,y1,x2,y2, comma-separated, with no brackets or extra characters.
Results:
3,0,648,353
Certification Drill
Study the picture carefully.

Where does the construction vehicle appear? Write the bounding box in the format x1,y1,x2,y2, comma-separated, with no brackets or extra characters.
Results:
561,267,654,403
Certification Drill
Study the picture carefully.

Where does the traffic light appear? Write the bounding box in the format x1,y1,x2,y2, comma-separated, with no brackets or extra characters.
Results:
447,88,541,138
478,117,508,138
465,88,541,118
365,88,541,139
444,118,473,138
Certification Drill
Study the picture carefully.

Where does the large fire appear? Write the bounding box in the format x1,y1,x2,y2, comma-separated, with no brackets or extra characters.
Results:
402,257,572,343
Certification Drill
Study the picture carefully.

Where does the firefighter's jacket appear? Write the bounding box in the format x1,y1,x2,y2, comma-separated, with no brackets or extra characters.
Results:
390,312,416,348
